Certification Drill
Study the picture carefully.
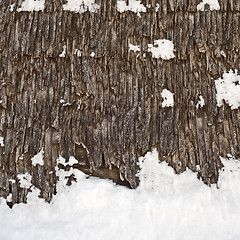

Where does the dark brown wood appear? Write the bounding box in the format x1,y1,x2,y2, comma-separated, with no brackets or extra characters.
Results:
0,0,240,205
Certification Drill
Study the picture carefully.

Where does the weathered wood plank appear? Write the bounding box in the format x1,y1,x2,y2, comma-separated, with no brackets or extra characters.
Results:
0,0,240,204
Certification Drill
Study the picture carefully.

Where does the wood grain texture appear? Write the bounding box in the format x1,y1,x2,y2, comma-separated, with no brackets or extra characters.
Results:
0,0,240,205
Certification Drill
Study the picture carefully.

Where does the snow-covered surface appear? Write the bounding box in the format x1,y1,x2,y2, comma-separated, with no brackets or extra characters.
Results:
17,173,32,189
17,0,45,12
31,148,44,166
161,89,174,107
129,43,140,52
63,0,100,13
117,0,146,15
0,136,4,147
197,0,220,11
148,39,175,60
1,150,240,240
196,95,205,108
215,70,240,110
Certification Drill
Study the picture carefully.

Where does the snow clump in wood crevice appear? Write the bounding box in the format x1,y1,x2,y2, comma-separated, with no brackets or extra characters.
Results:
196,95,205,108
17,173,32,189
161,89,174,108
129,43,140,53
31,148,44,166
197,0,220,11
215,70,240,110
148,39,175,60
59,45,67,58
0,136,4,147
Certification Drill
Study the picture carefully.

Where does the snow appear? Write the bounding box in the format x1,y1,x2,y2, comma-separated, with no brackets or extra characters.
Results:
148,39,175,60
220,50,226,58
161,89,174,107
117,0,146,15
17,0,45,12
1,149,240,239
6,194,12,203
57,155,78,167
0,136,4,147
60,98,71,106
9,3,15,12
63,0,100,13
17,173,32,189
9,179,16,184
13,1,221,13
55,155,80,190
59,45,67,58
1,150,240,239
74,49,82,57
31,148,44,166
197,0,220,11
90,52,95,57
215,70,240,110
13,0,99,13
129,43,140,52
196,95,205,108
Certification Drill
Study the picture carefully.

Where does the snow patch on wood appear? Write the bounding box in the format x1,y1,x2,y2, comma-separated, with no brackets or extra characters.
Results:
161,89,174,108
117,0,146,16
0,136,4,147
63,0,100,13
17,173,32,189
9,3,15,12
74,49,82,57
197,0,220,11
57,155,78,167
59,45,67,58
17,0,45,12
90,52,96,57
31,148,44,166
196,95,205,108
215,70,240,110
129,43,140,52
6,194,13,203
148,39,175,60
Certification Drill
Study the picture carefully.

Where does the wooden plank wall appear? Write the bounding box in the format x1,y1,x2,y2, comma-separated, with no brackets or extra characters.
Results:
0,0,240,204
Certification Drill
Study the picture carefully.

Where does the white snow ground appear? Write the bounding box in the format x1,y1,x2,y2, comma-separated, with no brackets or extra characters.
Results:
1,149,240,240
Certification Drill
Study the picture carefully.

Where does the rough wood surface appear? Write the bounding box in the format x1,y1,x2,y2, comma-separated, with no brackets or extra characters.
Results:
0,0,240,205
